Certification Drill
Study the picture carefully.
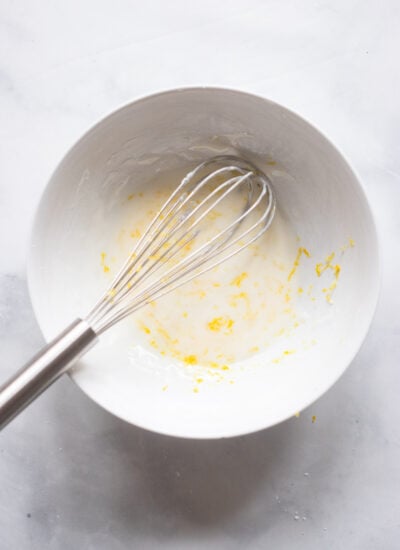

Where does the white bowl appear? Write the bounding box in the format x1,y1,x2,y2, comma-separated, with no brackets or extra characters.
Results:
28,88,379,438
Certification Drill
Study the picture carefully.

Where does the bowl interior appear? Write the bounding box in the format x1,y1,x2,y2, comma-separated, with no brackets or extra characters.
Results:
28,88,379,438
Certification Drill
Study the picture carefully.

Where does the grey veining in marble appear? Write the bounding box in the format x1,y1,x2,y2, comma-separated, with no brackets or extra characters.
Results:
1,1,400,548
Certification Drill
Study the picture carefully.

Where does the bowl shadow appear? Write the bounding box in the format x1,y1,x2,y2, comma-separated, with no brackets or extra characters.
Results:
46,381,304,538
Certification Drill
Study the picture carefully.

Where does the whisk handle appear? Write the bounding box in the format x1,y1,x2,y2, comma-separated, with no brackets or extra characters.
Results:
0,319,97,430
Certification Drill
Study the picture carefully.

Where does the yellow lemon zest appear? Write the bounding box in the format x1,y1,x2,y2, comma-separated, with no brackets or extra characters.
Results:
207,316,235,334
230,272,248,287
288,247,311,281
183,355,198,365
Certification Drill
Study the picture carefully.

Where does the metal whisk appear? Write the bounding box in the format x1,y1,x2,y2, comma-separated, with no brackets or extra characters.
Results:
0,156,275,429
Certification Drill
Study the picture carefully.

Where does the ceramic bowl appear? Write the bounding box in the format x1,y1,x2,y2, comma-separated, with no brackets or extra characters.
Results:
28,88,379,438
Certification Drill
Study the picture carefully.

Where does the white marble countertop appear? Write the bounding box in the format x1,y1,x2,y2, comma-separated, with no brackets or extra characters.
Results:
1,1,399,548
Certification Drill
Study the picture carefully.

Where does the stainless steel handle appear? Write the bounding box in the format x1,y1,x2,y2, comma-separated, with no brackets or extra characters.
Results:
0,318,97,430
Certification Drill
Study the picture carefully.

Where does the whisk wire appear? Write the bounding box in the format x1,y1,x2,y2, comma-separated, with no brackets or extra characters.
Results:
88,172,247,323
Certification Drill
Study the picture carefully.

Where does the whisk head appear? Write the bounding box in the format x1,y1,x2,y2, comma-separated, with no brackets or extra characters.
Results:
87,156,275,333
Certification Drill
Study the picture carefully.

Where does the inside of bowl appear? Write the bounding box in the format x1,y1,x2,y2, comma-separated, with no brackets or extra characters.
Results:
29,89,379,438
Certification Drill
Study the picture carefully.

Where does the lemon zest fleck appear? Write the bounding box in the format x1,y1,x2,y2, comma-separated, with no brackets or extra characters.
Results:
100,252,111,273
130,229,141,238
230,272,248,287
183,355,198,365
207,316,235,333
288,247,311,281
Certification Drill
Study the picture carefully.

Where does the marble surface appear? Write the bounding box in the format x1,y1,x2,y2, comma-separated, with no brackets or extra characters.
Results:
0,1,399,548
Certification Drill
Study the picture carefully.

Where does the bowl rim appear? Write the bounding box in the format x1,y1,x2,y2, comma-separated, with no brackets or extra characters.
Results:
27,86,381,438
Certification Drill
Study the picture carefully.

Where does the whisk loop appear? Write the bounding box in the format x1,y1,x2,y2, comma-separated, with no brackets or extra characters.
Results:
87,156,275,333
